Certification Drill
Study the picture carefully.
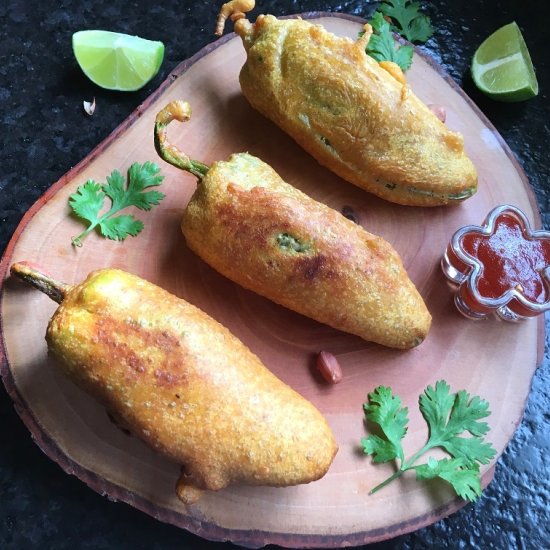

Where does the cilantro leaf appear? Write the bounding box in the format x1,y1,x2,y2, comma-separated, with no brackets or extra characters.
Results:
69,181,104,225
69,162,165,247
442,435,496,467
361,380,496,501
365,12,413,72
420,381,496,465
407,14,434,43
363,385,408,463
102,161,165,211
101,169,126,206
418,380,456,438
100,215,144,241
361,435,400,463
416,457,482,502
362,1,433,71
446,390,492,437
379,0,434,43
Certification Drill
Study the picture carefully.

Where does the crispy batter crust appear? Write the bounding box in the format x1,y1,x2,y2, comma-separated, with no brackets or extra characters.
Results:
235,15,477,206
182,153,432,348
46,269,337,503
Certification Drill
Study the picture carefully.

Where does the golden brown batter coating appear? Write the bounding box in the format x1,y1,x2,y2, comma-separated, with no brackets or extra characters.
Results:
155,101,431,349
216,1,477,206
183,153,431,348
10,262,337,504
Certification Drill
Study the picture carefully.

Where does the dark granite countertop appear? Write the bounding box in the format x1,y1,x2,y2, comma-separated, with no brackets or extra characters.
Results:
1,1,549,548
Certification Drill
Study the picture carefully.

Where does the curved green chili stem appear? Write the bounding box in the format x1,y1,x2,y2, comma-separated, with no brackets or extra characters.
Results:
10,262,70,304
154,100,210,179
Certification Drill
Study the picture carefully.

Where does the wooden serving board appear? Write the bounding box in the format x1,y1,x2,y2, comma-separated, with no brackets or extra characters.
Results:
0,14,544,548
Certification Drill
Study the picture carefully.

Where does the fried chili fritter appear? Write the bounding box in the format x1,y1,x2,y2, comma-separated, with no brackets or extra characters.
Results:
11,262,337,504
216,0,477,206
155,101,431,349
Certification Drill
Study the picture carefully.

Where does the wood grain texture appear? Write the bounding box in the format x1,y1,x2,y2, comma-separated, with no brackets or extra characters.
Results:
0,14,543,548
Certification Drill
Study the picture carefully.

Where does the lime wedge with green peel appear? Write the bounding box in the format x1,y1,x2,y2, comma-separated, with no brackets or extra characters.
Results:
471,22,538,102
73,30,165,92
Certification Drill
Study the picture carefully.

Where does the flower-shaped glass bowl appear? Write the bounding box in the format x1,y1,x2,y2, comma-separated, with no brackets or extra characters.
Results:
441,204,550,321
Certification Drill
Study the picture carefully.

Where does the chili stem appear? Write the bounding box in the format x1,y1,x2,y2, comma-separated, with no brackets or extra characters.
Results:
154,100,210,179
10,262,70,304
215,0,255,36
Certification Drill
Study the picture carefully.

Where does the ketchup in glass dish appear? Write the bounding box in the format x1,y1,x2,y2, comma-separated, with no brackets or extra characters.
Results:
442,205,550,321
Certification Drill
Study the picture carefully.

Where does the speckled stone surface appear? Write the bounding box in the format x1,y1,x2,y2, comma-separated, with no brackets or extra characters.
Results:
0,1,549,548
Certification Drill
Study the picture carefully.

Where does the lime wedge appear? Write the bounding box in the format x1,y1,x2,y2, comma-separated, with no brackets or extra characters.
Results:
471,22,538,102
73,30,165,91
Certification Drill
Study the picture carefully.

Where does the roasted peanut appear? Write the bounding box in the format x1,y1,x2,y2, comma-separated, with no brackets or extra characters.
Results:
316,351,343,384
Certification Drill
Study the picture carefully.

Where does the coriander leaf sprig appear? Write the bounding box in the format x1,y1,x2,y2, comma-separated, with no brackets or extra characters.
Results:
361,380,496,501
365,12,414,72
363,0,434,72
69,161,165,247
379,0,434,43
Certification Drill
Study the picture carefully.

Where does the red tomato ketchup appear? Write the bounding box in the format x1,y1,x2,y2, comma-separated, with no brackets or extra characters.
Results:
442,205,550,321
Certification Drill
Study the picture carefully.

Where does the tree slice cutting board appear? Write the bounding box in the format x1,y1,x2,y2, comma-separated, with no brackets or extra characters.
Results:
0,13,544,549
